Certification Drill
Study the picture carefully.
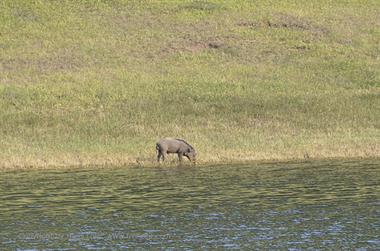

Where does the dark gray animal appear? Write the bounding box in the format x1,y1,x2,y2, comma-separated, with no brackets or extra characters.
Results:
156,138,196,163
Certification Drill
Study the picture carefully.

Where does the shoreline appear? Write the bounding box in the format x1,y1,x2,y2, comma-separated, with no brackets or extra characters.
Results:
1,152,378,170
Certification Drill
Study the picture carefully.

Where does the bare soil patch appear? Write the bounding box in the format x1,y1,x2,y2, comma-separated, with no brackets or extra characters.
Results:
238,13,329,36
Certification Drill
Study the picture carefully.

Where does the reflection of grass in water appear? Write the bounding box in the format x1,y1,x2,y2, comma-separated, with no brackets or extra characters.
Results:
1,160,379,249
0,0,379,168
1,160,379,216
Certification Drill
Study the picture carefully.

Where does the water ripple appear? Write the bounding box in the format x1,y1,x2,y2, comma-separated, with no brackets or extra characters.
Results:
1,159,379,250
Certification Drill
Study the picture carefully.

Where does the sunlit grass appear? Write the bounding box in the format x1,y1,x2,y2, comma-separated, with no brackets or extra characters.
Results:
0,0,379,168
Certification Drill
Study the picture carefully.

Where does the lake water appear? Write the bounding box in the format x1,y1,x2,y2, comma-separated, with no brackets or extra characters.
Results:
1,159,379,250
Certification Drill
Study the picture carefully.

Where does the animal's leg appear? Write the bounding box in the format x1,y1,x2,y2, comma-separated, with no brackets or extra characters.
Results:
157,152,162,162
161,152,166,162
177,153,183,163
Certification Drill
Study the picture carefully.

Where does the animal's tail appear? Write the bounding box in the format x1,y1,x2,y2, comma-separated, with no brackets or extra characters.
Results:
155,143,160,152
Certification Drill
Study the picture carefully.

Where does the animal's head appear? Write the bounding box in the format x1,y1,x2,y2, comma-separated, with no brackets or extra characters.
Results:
184,148,197,162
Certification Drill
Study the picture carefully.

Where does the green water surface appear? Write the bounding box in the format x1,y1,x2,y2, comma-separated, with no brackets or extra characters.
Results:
1,159,379,250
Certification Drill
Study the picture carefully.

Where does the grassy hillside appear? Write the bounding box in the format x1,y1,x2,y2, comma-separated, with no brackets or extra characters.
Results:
0,0,379,168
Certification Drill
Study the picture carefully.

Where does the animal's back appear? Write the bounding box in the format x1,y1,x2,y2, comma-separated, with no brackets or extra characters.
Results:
174,138,194,150
156,138,188,152
157,137,174,146
156,138,174,150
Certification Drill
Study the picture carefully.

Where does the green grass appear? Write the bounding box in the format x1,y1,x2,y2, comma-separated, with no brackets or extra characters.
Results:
0,0,379,168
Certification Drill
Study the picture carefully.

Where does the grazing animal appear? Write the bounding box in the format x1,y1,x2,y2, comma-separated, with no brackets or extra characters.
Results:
156,138,196,163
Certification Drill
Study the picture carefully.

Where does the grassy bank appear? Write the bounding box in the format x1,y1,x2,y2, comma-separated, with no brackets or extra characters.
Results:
0,0,379,168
